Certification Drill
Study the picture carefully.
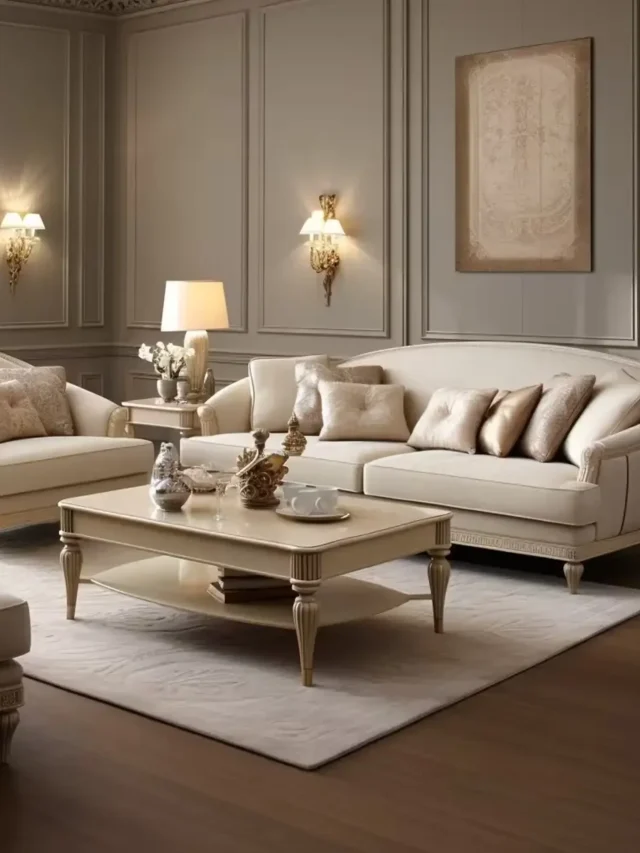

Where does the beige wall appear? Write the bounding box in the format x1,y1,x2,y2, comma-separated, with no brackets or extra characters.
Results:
2,0,639,403
0,4,113,390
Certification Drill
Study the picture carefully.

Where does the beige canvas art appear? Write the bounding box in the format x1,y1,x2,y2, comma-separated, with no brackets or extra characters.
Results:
456,38,592,272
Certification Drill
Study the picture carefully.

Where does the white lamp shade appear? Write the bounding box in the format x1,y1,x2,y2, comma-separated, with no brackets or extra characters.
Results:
160,280,230,332
22,213,45,231
323,218,345,237
300,209,325,236
1,212,23,229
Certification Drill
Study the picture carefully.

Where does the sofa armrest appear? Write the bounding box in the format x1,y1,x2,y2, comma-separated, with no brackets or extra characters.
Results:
66,384,127,437
197,377,252,437
578,424,640,484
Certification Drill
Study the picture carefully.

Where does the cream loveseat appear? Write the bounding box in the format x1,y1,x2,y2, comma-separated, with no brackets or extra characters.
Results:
0,352,154,531
181,342,640,593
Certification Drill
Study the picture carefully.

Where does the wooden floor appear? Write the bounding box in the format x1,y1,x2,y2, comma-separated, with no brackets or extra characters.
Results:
2,547,640,852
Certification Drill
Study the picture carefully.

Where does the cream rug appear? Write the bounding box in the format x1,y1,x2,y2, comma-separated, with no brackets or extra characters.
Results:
2,528,640,769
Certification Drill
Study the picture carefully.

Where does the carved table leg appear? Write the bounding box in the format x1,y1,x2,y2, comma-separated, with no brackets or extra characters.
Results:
0,710,20,764
290,552,321,687
563,561,584,595
427,548,451,634
60,535,83,620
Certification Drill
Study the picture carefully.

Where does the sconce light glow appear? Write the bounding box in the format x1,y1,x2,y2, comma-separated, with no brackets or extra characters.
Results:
299,195,345,306
1,211,45,295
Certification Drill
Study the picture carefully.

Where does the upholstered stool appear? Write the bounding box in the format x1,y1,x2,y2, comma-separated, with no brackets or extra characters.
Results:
0,593,31,763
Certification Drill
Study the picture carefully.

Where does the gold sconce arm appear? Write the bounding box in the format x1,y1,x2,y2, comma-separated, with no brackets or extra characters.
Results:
300,193,345,307
5,235,36,295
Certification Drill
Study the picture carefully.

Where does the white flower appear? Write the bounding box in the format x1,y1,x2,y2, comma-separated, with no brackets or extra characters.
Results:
138,344,153,362
156,341,166,350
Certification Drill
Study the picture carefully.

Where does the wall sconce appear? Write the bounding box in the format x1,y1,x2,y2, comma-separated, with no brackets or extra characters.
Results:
300,194,345,306
0,212,45,294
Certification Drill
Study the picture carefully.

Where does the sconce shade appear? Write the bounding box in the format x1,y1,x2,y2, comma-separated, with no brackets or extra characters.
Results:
160,280,230,332
22,213,45,231
300,209,325,236
1,212,23,229
323,218,345,237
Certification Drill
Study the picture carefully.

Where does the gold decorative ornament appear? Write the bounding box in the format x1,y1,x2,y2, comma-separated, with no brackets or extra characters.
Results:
236,429,289,508
1,213,45,295
282,413,307,456
300,194,345,307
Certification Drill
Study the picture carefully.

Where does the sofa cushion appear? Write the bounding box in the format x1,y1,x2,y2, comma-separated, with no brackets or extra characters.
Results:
0,380,46,443
0,594,30,661
294,362,383,435
363,450,599,527
0,436,154,498
0,367,74,436
318,381,410,442
249,355,329,432
181,433,415,492
478,385,542,457
409,387,497,454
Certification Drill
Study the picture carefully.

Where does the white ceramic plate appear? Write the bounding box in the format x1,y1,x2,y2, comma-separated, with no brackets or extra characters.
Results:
276,507,351,524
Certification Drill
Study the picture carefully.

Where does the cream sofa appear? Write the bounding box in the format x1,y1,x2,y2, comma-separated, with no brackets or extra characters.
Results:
181,342,640,593
0,352,154,531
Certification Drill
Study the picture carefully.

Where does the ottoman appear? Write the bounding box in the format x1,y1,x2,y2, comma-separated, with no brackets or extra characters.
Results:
0,593,31,763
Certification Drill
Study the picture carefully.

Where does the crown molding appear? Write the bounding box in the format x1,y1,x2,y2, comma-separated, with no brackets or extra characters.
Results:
1,0,193,16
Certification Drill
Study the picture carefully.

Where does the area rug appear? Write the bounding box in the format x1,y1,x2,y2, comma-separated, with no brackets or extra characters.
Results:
2,530,640,769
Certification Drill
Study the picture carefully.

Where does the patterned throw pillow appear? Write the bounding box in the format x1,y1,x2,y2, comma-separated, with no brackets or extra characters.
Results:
0,380,47,443
0,367,74,436
409,387,497,454
294,362,383,435
317,381,410,442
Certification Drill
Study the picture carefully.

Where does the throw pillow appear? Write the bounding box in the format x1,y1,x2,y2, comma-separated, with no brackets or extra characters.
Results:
520,374,595,463
249,354,329,432
0,367,74,436
318,381,410,442
478,384,543,457
408,387,497,454
0,380,47,443
563,370,640,466
294,362,383,435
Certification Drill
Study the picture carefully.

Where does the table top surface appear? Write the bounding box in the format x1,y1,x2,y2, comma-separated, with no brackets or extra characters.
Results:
60,487,451,553
122,398,201,411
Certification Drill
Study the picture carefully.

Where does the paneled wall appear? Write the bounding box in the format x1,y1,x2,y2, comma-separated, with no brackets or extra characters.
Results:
0,4,112,389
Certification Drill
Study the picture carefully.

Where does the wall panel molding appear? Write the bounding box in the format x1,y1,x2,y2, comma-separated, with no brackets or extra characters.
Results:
0,22,70,331
256,0,393,338
79,372,105,395
78,30,106,328
125,10,249,332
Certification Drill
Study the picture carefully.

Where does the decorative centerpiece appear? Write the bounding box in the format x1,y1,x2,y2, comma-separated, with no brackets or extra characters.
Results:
282,413,307,457
149,442,191,511
138,342,194,402
236,429,289,508
151,442,180,486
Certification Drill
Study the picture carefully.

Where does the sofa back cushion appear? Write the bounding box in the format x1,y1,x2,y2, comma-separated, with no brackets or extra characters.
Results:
409,387,497,454
0,380,47,443
249,355,329,432
563,370,640,466
0,367,73,436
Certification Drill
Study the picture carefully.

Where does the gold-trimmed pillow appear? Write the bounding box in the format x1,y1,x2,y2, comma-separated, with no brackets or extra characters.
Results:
409,387,497,454
0,367,73,436
478,384,543,458
0,380,47,443
294,362,383,435
318,381,410,442
520,374,595,463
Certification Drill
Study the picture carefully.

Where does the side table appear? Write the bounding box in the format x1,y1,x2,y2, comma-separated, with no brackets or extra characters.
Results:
122,398,201,440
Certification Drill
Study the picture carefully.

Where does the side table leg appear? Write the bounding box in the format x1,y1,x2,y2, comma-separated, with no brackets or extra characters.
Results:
60,535,83,620
291,579,321,687
124,422,136,439
427,548,451,634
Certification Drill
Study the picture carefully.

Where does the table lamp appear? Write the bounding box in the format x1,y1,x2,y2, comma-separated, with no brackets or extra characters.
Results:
160,280,229,400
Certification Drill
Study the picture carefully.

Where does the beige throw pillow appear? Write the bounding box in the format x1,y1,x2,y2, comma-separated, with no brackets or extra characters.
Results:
563,370,640,466
294,362,383,435
0,367,73,436
249,354,329,432
520,374,595,463
409,388,497,454
0,380,47,443
318,381,410,442
478,385,543,457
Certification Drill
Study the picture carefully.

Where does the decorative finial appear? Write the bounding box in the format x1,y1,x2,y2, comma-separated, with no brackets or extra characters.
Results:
282,413,307,457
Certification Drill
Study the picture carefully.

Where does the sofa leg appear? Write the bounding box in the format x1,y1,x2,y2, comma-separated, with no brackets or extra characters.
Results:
0,709,19,764
563,562,584,594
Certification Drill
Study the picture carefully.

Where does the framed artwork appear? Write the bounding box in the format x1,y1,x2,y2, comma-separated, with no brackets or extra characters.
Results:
456,37,592,272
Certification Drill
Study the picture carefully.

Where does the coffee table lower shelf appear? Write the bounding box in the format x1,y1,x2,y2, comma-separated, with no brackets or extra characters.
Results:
91,557,428,631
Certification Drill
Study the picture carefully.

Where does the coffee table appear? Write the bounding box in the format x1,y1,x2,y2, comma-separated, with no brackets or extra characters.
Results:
59,487,452,686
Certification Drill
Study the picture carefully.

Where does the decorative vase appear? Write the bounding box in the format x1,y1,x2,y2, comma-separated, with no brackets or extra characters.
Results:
151,442,180,486
157,377,177,403
149,477,191,512
176,377,190,404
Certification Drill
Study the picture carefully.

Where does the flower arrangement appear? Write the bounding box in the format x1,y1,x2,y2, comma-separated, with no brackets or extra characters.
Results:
138,342,193,379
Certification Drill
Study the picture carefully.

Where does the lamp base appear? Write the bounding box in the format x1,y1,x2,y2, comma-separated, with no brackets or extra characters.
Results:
184,329,209,400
